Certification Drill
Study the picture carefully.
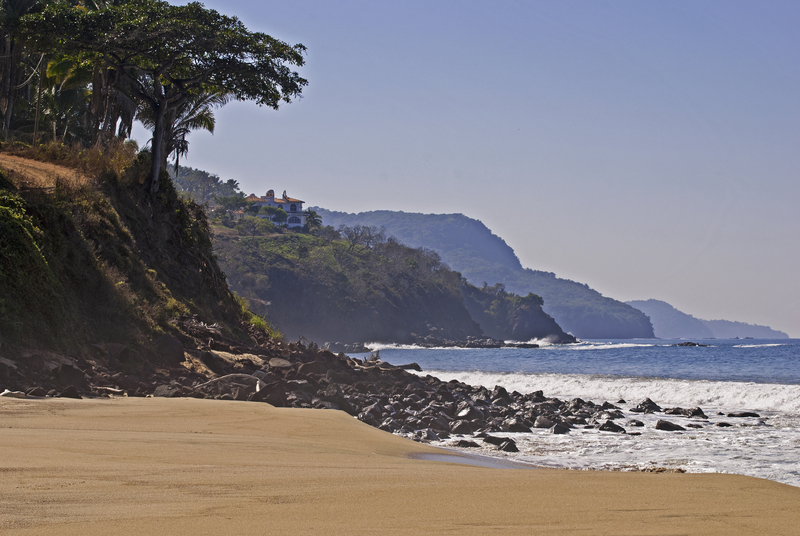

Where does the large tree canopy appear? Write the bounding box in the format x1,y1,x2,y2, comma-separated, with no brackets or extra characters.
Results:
18,0,307,194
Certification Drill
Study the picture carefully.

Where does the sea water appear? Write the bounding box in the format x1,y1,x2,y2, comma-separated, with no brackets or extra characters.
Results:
353,339,800,487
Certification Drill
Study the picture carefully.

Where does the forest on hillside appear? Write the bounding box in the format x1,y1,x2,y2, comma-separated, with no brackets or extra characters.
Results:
212,223,574,345
313,208,654,339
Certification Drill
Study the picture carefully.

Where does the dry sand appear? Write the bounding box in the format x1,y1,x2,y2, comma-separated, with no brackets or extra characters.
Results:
1,397,798,535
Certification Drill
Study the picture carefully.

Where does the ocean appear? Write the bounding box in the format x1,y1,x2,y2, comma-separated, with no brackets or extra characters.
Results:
353,339,800,487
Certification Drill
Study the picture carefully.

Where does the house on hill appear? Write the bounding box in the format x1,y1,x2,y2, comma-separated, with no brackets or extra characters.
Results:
245,189,308,228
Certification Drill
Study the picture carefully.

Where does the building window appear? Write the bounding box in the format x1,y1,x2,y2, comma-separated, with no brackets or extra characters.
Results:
288,217,301,225
290,204,297,212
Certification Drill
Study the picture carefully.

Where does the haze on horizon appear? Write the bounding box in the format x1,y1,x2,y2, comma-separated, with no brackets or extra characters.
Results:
133,0,800,336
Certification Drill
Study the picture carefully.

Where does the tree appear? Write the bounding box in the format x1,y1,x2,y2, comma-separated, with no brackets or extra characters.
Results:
1,0,40,139
304,209,322,231
19,0,307,195
139,90,230,173
339,224,387,250
260,205,287,225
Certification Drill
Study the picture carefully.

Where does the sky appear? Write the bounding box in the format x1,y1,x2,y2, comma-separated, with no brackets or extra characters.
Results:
132,1,800,336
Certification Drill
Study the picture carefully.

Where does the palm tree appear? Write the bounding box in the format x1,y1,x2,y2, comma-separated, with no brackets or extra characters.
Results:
138,91,230,173
304,209,322,230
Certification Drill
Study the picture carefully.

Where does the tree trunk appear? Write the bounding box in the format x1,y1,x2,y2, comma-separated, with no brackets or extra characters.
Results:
148,100,168,196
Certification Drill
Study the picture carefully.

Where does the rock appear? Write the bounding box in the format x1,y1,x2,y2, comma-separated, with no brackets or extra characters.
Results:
358,412,380,427
727,411,760,418
630,398,662,414
54,365,87,388
533,416,555,429
481,435,507,446
198,351,228,375
498,439,519,452
397,363,422,371
627,419,645,427
503,417,532,433
454,440,480,448
152,384,179,398
58,385,82,399
664,406,708,419
687,407,707,419
598,420,626,433
549,423,570,434
655,420,685,431
415,429,440,441
268,358,293,369
154,334,184,364
255,381,287,407
715,422,733,427
25,386,48,397
450,420,474,435
674,341,709,347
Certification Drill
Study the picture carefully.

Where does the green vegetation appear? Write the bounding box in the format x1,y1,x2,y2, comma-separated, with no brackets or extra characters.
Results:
0,149,268,358
313,208,655,339
3,0,305,198
213,224,573,344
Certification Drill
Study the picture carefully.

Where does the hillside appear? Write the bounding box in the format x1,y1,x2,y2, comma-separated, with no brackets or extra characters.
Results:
0,149,285,394
625,300,713,339
627,299,789,339
212,225,574,345
313,208,654,339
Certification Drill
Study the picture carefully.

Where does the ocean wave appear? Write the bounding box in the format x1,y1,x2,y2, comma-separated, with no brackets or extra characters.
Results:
417,370,800,414
560,342,657,351
733,344,786,348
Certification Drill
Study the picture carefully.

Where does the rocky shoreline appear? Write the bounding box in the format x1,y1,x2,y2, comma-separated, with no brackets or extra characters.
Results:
1,320,760,456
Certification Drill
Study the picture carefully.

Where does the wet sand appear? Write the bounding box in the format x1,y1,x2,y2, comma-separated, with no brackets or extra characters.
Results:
1,397,798,535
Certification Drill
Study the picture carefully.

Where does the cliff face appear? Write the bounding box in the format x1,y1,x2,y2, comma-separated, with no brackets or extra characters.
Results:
0,153,251,374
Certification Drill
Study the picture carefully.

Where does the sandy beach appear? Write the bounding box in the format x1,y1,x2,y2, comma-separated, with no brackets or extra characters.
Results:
1,397,798,535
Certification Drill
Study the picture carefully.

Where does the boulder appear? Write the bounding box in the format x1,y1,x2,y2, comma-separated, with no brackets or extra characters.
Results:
57,385,82,399
533,416,555,429
450,420,474,435
727,411,760,418
503,418,532,433
655,419,685,431
630,398,662,414
152,385,179,398
498,439,519,452
154,334,184,364
548,423,570,434
598,420,626,433
454,440,480,448
268,357,293,370
54,364,87,388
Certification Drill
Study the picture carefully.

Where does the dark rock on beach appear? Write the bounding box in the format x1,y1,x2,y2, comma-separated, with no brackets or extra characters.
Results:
655,420,686,432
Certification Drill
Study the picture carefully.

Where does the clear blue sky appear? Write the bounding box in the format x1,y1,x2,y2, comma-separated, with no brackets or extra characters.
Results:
133,1,800,336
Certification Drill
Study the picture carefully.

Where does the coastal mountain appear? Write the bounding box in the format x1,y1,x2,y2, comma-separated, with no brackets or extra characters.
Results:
626,299,789,339
213,226,575,345
312,208,654,339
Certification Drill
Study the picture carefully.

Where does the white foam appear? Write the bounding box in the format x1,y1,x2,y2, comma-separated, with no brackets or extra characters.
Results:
733,344,786,348
549,341,658,351
417,370,800,414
